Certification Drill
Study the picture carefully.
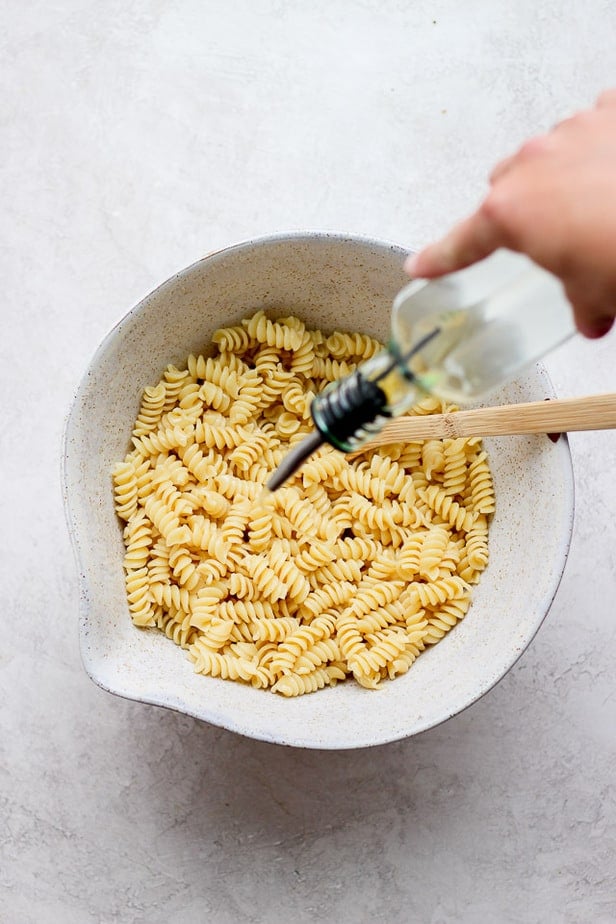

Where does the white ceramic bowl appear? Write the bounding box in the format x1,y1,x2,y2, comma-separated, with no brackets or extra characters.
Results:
63,232,574,748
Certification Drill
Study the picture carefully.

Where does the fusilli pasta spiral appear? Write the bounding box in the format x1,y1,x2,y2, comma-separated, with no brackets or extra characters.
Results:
113,311,494,696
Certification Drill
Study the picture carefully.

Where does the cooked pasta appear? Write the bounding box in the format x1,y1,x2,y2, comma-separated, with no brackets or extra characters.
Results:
113,311,495,696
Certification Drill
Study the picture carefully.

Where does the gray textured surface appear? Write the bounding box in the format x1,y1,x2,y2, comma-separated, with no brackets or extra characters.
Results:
2,1,616,921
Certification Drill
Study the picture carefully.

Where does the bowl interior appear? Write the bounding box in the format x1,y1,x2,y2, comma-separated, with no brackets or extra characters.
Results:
63,232,574,748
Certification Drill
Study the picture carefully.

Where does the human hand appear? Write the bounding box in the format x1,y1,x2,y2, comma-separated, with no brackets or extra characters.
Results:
405,90,616,338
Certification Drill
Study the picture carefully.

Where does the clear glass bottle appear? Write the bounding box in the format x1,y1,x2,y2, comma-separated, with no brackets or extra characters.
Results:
390,248,575,403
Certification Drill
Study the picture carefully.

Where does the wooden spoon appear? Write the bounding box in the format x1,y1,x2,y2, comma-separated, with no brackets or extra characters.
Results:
352,393,616,450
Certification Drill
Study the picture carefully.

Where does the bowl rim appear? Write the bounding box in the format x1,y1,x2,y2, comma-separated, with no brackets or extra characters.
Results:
62,230,576,748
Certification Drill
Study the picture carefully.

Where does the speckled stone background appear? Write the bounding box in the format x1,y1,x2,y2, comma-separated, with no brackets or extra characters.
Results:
3,2,616,922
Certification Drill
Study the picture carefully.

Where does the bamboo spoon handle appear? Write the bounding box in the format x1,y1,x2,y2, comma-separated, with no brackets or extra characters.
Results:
356,393,616,449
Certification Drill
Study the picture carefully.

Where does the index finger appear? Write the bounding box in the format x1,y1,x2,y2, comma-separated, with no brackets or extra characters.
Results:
596,88,616,109
405,207,507,278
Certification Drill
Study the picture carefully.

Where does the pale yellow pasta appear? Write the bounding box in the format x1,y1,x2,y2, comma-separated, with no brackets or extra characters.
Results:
150,581,192,613
406,574,469,608
363,628,409,672
465,515,490,571
442,438,469,496
161,364,191,411
363,555,399,582
157,610,197,649
294,537,335,571
243,309,304,351
466,451,496,515
124,567,155,627
419,485,477,532
271,665,346,697
356,601,406,633
269,621,334,676
367,454,407,495
211,325,252,354
397,533,423,579
324,330,382,361
422,440,446,480
122,511,153,571
288,332,315,376
302,582,356,618
113,460,140,521
294,638,341,674
252,616,300,643
311,356,357,382
423,596,472,645
133,382,167,436
310,558,363,586
337,618,372,674
113,310,494,696
418,526,450,581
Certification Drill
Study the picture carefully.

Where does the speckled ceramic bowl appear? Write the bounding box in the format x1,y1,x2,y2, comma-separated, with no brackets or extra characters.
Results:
63,232,574,748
